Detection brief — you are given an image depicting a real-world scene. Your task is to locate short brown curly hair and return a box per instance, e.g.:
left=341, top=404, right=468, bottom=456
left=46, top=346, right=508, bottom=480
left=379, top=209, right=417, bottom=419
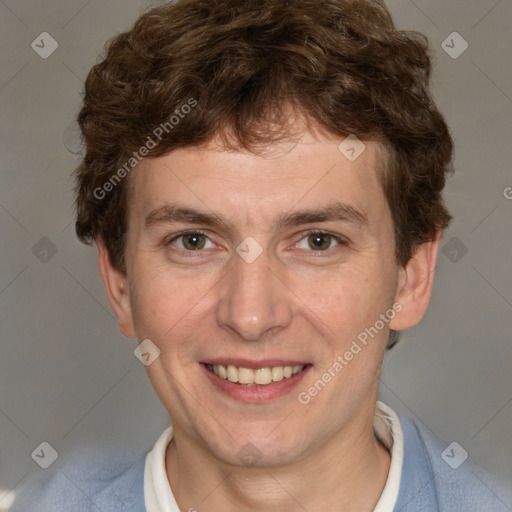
left=74, top=0, right=453, bottom=278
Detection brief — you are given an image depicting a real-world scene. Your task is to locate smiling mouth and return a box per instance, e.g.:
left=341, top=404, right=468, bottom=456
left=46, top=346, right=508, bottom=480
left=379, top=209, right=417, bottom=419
left=204, top=363, right=308, bottom=386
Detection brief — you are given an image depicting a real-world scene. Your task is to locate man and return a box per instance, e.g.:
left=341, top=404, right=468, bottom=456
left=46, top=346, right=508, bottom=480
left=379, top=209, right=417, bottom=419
left=14, top=0, right=512, bottom=510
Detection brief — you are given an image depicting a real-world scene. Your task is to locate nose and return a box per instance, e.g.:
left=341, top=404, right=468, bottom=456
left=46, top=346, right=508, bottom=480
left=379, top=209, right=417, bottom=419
left=215, top=246, right=293, bottom=342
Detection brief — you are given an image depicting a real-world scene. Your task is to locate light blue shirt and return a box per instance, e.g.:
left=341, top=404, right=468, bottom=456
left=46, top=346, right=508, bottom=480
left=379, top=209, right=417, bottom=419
left=13, top=413, right=512, bottom=511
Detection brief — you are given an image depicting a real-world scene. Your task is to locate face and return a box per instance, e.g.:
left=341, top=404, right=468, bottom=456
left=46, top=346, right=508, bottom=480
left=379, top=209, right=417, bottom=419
left=100, top=128, right=436, bottom=468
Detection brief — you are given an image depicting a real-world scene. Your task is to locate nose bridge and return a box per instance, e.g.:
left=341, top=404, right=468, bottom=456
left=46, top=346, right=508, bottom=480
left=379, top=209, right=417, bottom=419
left=216, top=246, right=292, bottom=341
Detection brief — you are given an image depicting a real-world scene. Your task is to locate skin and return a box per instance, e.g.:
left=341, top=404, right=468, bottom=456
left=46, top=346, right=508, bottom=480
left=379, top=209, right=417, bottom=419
left=98, top=126, right=440, bottom=511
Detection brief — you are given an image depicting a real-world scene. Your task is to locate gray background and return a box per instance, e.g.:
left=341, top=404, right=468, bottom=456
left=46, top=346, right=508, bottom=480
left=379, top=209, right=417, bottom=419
left=1, top=0, right=511, bottom=509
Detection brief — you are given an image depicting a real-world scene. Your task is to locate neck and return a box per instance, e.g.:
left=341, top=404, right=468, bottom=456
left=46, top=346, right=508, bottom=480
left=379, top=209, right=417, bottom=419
left=165, top=404, right=392, bottom=512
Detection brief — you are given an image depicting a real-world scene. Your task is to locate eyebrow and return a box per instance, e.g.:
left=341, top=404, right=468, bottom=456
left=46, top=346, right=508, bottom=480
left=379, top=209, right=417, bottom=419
left=144, top=202, right=369, bottom=231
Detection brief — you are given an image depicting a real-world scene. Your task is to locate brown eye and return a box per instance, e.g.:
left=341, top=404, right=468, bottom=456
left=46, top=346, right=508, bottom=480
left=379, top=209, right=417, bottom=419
left=182, top=233, right=206, bottom=250
left=295, top=231, right=345, bottom=252
left=168, top=232, right=213, bottom=251
left=307, top=233, right=334, bottom=250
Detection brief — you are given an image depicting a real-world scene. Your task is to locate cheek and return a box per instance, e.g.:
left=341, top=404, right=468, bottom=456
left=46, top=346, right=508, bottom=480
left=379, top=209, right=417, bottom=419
left=129, top=262, right=212, bottom=341
left=290, top=259, right=393, bottom=338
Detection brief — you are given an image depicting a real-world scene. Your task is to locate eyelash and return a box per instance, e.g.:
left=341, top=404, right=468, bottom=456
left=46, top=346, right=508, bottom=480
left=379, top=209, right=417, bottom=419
left=165, top=229, right=348, bottom=256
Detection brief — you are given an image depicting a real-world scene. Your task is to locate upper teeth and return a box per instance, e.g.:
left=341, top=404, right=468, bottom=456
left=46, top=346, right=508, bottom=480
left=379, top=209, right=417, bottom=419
left=207, top=364, right=304, bottom=385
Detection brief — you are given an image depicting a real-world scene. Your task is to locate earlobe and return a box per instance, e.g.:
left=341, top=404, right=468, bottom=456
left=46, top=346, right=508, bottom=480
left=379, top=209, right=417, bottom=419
left=389, top=232, right=441, bottom=332
left=97, top=241, right=137, bottom=338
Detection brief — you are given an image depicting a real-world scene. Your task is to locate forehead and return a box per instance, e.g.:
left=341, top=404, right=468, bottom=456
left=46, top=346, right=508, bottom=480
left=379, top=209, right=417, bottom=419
left=128, top=131, right=389, bottom=233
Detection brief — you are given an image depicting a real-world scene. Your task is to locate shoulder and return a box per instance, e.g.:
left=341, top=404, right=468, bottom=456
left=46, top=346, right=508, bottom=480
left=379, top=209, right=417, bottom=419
left=395, top=414, right=512, bottom=512
left=12, top=447, right=147, bottom=512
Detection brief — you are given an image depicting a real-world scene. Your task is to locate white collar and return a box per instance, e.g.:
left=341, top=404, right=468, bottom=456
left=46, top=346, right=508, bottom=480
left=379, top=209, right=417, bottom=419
left=144, top=401, right=403, bottom=512
left=372, top=401, right=404, bottom=511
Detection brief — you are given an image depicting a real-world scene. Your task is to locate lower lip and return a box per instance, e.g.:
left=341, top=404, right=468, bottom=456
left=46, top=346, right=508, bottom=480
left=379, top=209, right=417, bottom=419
left=201, top=364, right=312, bottom=403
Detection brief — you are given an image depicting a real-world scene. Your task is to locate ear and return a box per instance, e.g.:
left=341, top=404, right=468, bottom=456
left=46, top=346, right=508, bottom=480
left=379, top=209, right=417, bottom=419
left=389, top=232, right=441, bottom=332
left=97, top=240, right=137, bottom=338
